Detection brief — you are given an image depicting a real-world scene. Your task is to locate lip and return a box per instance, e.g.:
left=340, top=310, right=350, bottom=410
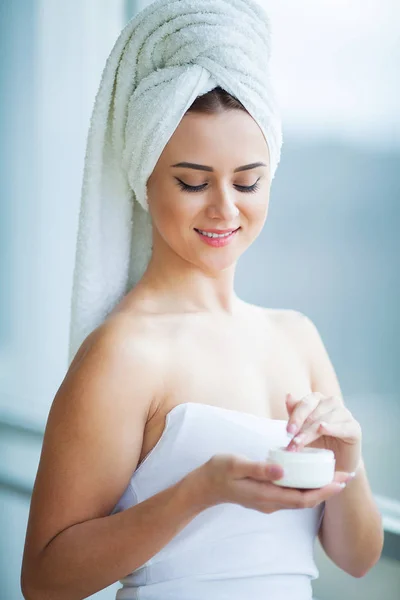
left=195, top=227, right=240, bottom=247
left=195, top=227, right=240, bottom=234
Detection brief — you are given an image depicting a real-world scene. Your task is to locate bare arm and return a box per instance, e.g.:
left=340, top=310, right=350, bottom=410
left=286, top=310, right=384, bottom=577
left=317, top=459, right=383, bottom=577
left=23, top=472, right=206, bottom=600
left=21, top=318, right=209, bottom=600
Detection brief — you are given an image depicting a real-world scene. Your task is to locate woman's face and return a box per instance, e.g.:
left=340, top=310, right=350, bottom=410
left=146, top=108, right=271, bottom=274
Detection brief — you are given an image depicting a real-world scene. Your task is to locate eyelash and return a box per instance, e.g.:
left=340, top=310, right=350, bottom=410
left=176, top=179, right=261, bottom=194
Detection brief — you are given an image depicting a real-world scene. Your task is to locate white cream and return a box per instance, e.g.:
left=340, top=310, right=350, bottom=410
left=267, top=446, right=335, bottom=489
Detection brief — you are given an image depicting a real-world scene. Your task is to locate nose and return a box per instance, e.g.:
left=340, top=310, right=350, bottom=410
left=206, top=185, right=240, bottom=221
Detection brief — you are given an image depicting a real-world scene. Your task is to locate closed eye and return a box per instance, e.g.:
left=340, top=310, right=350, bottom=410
left=175, top=178, right=261, bottom=194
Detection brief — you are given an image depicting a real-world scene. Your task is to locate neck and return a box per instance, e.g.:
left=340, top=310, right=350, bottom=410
left=135, top=244, right=243, bottom=316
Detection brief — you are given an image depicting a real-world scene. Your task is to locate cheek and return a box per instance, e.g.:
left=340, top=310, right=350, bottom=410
left=243, top=196, right=269, bottom=227
left=147, top=180, right=176, bottom=227
left=149, top=195, right=196, bottom=240
left=261, top=201, right=270, bottom=222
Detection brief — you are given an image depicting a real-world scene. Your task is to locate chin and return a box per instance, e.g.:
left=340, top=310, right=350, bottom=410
left=196, top=255, right=240, bottom=274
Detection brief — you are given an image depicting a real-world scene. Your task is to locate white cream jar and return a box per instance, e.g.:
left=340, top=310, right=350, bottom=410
left=267, top=446, right=336, bottom=489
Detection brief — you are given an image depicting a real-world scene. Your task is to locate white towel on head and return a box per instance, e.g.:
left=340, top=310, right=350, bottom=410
left=68, top=0, right=283, bottom=366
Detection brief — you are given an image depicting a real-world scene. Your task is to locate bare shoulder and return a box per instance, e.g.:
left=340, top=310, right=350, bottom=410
left=23, top=313, right=164, bottom=563
left=261, top=307, right=311, bottom=342
left=271, top=308, right=329, bottom=358
left=265, top=307, right=342, bottom=397
left=262, top=306, right=320, bottom=370
left=66, top=313, right=166, bottom=421
left=265, top=307, right=316, bottom=340
left=72, top=309, right=164, bottom=361
left=265, top=307, right=309, bottom=326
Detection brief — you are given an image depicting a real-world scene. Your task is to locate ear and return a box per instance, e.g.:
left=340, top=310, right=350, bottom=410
left=285, top=393, right=298, bottom=416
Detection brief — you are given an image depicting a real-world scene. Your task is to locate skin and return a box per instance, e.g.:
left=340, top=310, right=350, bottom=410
left=21, top=108, right=383, bottom=600
left=132, top=108, right=271, bottom=313
left=115, top=110, right=364, bottom=506
left=119, top=107, right=382, bottom=575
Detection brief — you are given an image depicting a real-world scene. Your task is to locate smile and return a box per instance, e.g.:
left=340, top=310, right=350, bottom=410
left=196, top=228, right=239, bottom=238
left=194, top=227, right=240, bottom=247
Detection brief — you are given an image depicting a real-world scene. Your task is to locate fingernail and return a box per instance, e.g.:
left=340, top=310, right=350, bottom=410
left=270, top=466, right=283, bottom=478
left=337, top=482, right=346, bottom=489
left=287, top=423, right=297, bottom=434
left=293, top=434, right=304, bottom=444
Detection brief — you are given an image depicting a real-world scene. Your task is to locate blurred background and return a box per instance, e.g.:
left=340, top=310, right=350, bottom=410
left=0, top=0, right=399, bottom=598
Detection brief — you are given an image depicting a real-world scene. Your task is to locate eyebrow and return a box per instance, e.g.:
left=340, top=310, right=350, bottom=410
left=170, top=161, right=267, bottom=173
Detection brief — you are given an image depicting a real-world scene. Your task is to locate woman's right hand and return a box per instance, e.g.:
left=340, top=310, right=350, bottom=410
left=191, top=453, right=354, bottom=514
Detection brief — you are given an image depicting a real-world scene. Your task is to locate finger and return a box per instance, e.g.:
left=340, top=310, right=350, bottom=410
left=262, top=483, right=320, bottom=507
left=272, top=471, right=354, bottom=508
left=285, top=393, right=299, bottom=416
left=288, top=396, right=347, bottom=447
left=302, top=469, right=354, bottom=492
left=287, top=410, right=338, bottom=450
left=301, top=396, right=343, bottom=429
left=332, top=470, right=357, bottom=484
left=265, top=481, right=344, bottom=509
left=236, top=459, right=284, bottom=482
left=286, top=393, right=322, bottom=435
left=265, top=468, right=347, bottom=497
left=299, top=470, right=357, bottom=503
left=318, top=419, right=362, bottom=443
left=286, top=408, right=334, bottom=450
left=298, top=482, right=347, bottom=505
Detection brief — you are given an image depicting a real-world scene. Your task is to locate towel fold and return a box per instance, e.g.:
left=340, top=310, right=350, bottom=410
left=68, top=0, right=282, bottom=365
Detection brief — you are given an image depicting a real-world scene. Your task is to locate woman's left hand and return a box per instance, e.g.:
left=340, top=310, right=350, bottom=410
left=285, top=392, right=362, bottom=473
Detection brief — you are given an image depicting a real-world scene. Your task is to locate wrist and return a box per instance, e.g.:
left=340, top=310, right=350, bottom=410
left=353, top=456, right=365, bottom=475
left=336, top=451, right=364, bottom=475
left=343, top=456, right=364, bottom=478
left=179, top=465, right=216, bottom=514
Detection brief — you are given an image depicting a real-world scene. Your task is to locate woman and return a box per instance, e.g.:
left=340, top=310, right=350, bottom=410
left=21, top=1, right=383, bottom=599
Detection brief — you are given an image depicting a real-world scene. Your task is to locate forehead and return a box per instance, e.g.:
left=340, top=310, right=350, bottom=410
left=160, top=110, right=270, bottom=166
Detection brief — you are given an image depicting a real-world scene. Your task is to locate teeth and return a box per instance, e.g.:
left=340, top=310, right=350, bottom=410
left=197, top=229, right=235, bottom=238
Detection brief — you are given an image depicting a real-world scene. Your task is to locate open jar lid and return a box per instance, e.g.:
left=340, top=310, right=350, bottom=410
left=268, top=446, right=335, bottom=463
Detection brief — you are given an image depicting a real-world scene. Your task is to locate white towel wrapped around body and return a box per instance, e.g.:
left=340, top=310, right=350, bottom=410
left=68, top=0, right=283, bottom=365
